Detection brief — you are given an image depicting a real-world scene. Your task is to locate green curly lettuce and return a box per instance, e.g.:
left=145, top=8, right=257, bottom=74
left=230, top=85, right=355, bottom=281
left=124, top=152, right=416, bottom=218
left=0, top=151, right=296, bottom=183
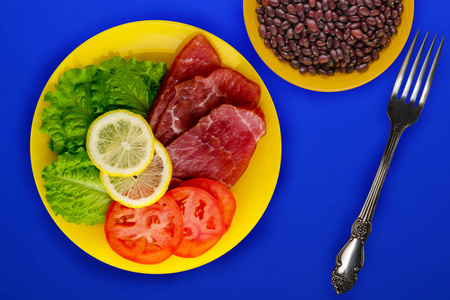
left=40, top=65, right=99, bottom=155
left=92, top=57, right=167, bottom=118
left=41, top=148, right=112, bottom=226
left=40, top=57, right=167, bottom=155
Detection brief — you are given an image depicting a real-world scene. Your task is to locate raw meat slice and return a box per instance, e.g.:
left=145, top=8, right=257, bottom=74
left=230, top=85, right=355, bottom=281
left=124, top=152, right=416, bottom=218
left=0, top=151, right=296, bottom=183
left=147, top=34, right=221, bottom=131
left=166, top=104, right=266, bottom=188
left=155, top=68, right=261, bottom=146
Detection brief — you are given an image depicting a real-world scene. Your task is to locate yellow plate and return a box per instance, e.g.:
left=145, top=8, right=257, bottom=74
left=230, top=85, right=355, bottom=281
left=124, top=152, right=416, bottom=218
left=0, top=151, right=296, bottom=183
left=243, top=0, right=414, bottom=92
left=30, top=20, right=282, bottom=274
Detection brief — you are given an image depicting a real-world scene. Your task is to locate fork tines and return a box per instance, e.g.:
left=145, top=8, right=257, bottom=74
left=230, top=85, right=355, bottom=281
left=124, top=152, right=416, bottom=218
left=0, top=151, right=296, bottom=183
left=391, top=29, right=445, bottom=109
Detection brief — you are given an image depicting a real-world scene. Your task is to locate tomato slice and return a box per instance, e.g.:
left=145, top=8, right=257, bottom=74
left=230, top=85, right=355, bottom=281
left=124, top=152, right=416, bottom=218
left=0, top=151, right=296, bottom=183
left=167, top=187, right=225, bottom=258
left=179, top=178, right=236, bottom=232
left=104, top=194, right=183, bottom=264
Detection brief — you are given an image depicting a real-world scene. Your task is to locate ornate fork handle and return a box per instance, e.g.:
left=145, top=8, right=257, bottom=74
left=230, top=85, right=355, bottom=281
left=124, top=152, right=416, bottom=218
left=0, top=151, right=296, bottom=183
left=331, top=30, right=444, bottom=295
left=331, top=123, right=405, bottom=295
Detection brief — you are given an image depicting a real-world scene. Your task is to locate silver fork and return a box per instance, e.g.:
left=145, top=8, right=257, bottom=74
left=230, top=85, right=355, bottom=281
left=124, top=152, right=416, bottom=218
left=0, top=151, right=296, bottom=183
left=331, top=30, right=445, bottom=295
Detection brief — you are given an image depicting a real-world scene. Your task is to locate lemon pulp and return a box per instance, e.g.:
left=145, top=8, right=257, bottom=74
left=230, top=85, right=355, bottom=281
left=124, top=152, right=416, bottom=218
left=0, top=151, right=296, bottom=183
left=86, top=110, right=154, bottom=177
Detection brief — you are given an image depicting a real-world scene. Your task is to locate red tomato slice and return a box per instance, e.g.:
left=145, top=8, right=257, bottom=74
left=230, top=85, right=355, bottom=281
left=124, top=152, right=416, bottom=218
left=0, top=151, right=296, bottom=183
left=167, top=187, right=225, bottom=258
left=104, top=194, right=183, bottom=264
left=179, top=178, right=236, bottom=232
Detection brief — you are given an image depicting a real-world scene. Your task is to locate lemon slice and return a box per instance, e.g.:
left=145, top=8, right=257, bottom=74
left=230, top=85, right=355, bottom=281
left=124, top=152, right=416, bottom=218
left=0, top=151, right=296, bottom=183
left=100, top=140, right=172, bottom=208
left=86, top=109, right=155, bottom=177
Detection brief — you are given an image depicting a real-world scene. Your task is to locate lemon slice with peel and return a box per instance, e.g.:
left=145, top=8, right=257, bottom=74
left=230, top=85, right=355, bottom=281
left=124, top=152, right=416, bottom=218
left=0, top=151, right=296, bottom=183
left=86, top=109, right=154, bottom=177
left=100, top=140, right=172, bottom=208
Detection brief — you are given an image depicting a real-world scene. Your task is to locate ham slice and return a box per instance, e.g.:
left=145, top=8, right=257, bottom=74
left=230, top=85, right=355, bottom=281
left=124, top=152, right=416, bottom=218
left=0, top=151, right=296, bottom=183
left=155, top=68, right=261, bottom=146
left=166, top=104, right=266, bottom=188
left=147, top=34, right=221, bottom=131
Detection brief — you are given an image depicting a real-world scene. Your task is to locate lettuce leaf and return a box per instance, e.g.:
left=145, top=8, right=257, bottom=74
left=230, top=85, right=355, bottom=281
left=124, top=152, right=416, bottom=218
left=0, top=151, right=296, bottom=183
left=40, top=65, right=99, bottom=155
left=40, top=57, right=167, bottom=155
left=92, top=57, right=167, bottom=118
left=41, top=148, right=112, bottom=226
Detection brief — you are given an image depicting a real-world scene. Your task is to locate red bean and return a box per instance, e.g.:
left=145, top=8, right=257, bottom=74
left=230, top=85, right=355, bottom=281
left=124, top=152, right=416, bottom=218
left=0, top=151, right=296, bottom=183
left=306, top=19, right=319, bottom=32
left=318, top=67, right=328, bottom=75
left=346, top=67, right=355, bottom=74
left=314, top=10, right=324, bottom=21
left=372, top=49, right=380, bottom=60
left=293, top=22, right=305, bottom=33
left=301, top=57, right=313, bottom=66
left=296, top=3, right=305, bottom=15
left=351, top=29, right=364, bottom=39
left=355, top=48, right=364, bottom=57
left=273, top=17, right=282, bottom=26
left=365, top=17, right=377, bottom=26
left=334, top=37, right=341, bottom=49
left=280, top=20, right=291, bottom=30
left=384, top=6, right=391, bottom=18
left=308, top=65, right=318, bottom=75
left=362, top=34, right=370, bottom=43
left=370, top=9, right=380, bottom=16
left=359, top=6, right=370, bottom=17
left=356, top=63, right=369, bottom=72
left=287, top=4, right=296, bottom=14
left=348, top=5, right=359, bottom=15
left=338, top=0, right=348, bottom=10
left=258, top=24, right=267, bottom=37
left=398, top=3, right=404, bottom=15
left=269, top=24, right=277, bottom=36
left=361, top=55, right=372, bottom=62
left=268, top=0, right=280, bottom=7
left=350, top=22, right=361, bottom=29
left=299, top=65, right=308, bottom=74
left=324, top=10, right=333, bottom=21
left=286, top=27, right=295, bottom=39
left=300, top=38, right=311, bottom=47
left=341, top=42, right=350, bottom=53
left=316, top=40, right=326, bottom=47
left=364, top=0, right=374, bottom=8
left=289, top=59, right=301, bottom=69
left=275, top=8, right=286, bottom=18
left=287, top=14, right=299, bottom=23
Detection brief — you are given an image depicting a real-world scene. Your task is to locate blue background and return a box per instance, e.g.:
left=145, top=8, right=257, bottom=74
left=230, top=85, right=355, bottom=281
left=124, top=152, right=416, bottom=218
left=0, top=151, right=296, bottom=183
left=1, top=0, right=449, bottom=299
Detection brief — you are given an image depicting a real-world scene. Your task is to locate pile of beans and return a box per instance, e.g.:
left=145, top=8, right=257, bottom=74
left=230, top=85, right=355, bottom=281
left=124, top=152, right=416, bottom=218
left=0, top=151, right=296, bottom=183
left=256, top=0, right=404, bottom=76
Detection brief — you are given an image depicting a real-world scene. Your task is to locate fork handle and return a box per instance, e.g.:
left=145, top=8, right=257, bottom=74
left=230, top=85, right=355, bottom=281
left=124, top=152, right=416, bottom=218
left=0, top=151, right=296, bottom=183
left=331, top=122, right=405, bottom=294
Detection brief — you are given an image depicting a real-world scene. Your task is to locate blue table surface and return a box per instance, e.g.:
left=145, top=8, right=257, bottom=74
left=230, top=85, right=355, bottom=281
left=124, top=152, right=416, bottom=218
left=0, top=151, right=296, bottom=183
left=2, top=0, right=449, bottom=299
